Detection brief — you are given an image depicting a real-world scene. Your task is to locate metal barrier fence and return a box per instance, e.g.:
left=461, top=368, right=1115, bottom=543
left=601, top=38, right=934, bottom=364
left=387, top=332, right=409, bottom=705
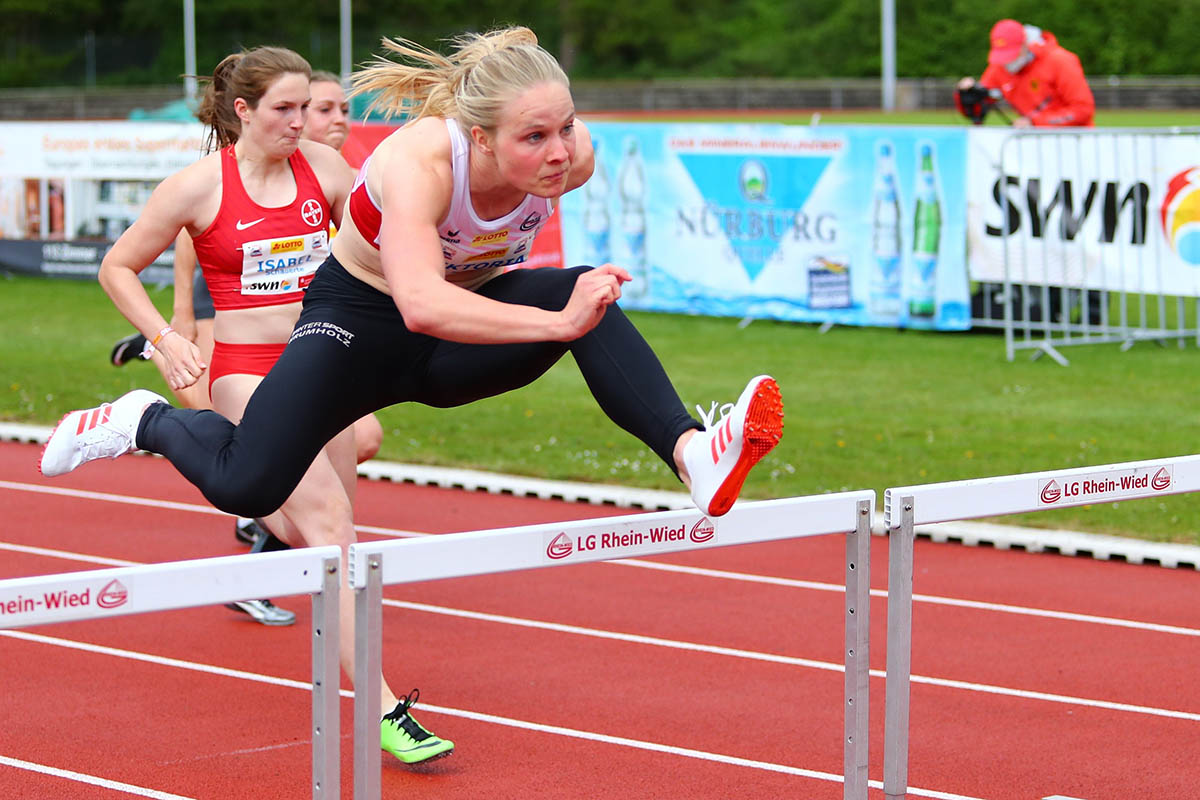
left=0, top=546, right=344, bottom=799
left=971, top=128, right=1200, bottom=365
left=880, top=454, right=1200, bottom=798
left=347, top=493, right=875, bottom=800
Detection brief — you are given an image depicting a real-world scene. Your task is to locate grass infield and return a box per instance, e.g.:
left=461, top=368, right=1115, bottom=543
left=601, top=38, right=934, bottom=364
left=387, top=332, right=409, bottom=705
left=2, top=273, right=1198, bottom=545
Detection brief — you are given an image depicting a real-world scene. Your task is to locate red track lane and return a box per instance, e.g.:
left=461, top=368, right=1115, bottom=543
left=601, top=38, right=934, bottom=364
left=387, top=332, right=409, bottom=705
left=1, top=440, right=1199, bottom=799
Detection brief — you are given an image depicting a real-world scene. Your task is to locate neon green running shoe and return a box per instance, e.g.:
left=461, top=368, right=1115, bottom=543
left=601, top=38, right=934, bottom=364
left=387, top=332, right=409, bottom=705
left=380, top=689, right=454, bottom=764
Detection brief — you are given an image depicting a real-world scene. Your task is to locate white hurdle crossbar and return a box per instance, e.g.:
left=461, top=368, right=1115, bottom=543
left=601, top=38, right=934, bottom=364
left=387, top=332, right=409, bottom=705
left=347, top=492, right=875, bottom=800
left=0, top=546, right=343, bottom=799
left=880, top=453, right=1200, bottom=799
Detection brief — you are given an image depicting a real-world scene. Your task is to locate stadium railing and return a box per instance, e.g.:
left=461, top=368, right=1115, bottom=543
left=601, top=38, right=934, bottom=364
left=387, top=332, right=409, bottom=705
left=974, top=128, right=1200, bottom=365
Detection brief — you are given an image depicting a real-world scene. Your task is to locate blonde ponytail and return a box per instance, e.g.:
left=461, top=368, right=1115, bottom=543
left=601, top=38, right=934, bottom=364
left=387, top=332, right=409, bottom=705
left=351, top=26, right=568, bottom=132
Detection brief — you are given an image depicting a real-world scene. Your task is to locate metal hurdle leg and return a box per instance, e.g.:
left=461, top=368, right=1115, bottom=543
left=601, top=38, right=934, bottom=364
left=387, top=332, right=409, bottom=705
left=883, top=497, right=915, bottom=799
left=353, top=553, right=383, bottom=800
left=312, top=555, right=341, bottom=800
left=843, top=499, right=872, bottom=800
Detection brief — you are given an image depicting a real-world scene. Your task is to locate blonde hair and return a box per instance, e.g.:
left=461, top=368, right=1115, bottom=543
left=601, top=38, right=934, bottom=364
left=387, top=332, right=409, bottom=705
left=196, top=47, right=312, bottom=151
left=351, top=26, right=569, bottom=132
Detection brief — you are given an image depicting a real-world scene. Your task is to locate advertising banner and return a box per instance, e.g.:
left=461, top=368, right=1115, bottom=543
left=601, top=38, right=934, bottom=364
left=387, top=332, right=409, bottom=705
left=558, top=122, right=971, bottom=330
left=966, top=127, right=1200, bottom=297
left=0, top=238, right=176, bottom=283
left=0, top=121, right=205, bottom=179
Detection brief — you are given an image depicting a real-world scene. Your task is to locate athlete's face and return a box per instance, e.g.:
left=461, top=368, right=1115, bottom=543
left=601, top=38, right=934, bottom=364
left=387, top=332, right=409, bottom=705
left=486, top=82, right=577, bottom=198
left=240, top=71, right=310, bottom=158
left=303, top=80, right=349, bottom=152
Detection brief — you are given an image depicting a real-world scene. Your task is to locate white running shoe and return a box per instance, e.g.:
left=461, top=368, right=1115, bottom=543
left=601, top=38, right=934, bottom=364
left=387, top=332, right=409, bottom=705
left=682, top=375, right=784, bottom=517
left=39, top=389, right=168, bottom=477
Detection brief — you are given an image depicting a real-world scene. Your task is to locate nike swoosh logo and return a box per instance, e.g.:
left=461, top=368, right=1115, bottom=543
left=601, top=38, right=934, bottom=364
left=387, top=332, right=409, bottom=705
left=236, top=218, right=265, bottom=230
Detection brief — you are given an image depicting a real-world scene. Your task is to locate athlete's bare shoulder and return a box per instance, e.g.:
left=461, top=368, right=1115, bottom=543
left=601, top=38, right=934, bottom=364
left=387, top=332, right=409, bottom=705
left=368, top=116, right=454, bottom=209
left=296, top=138, right=354, bottom=191
left=372, top=116, right=452, bottom=172
left=153, top=150, right=223, bottom=222
left=296, top=138, right=344, bottom=170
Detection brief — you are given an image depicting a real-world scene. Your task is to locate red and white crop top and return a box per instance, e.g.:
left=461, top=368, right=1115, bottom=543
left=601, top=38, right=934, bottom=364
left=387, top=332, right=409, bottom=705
left=192, top=145, right=331, bottom=309
left=347, top=118, right=553, bottom=290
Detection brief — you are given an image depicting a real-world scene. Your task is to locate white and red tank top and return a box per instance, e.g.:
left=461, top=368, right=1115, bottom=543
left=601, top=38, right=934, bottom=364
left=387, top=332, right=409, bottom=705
left=192, top=145, right=331, bottom=309
left=347, top=118, right=553, bottom=289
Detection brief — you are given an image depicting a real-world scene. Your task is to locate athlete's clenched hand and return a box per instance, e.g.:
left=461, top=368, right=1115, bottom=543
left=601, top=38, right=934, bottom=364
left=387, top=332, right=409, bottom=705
left=557, top=264, right=631, bottom=340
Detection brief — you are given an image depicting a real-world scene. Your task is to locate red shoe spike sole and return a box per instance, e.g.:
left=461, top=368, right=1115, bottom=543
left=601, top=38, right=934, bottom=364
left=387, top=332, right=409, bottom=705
left=708, top=377, right=785, bottom=516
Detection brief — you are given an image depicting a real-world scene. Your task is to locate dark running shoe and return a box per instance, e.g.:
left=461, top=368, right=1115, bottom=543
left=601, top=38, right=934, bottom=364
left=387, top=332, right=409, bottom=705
left=380, top=689, right=455, bottom=764
left=235, top=517, right=292, bottom=552
left=225, top=598, right=296, bottom=626
left=234, top=517, right=258, bottom=545
left=110, top=332, right=147, bottom=366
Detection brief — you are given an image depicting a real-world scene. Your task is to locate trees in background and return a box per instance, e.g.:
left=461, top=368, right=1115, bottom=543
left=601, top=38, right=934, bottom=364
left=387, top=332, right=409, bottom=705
left=3, top=0, right=1199, bottom=88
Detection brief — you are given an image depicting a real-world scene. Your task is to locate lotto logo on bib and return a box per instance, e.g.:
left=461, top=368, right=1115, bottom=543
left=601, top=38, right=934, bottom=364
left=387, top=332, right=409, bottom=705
left=542, top=516, right=718, bottom=562
left=1038, top=465, right=1173, bottom=506
left=471, top=230, right=509, bottom=246
left=271, top=237, right=305, bottom=255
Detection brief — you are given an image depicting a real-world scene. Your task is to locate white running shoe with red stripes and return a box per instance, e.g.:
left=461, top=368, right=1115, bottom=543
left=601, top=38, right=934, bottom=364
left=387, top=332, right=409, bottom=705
left=682, top=375, right=784, bottom=517
left=39, top=389, right=168, bottom=477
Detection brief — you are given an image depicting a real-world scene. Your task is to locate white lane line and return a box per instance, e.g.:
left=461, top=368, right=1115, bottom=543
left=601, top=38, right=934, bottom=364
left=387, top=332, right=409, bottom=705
left=612, top=558, right=1200, bottom=638
left=0, top=629, right=978, bottom=800
left=3, top=482, right=1197, bottom=638
left=387, top=599, right=1200, bottom=722
left=415, top=702, right=986, bottom=800
left=0, top=480, right=227, bottom=516
left=0, top=754, right=197, bottom=800
left=0, top=479, right=427, bottom=537
left=0, top=540, right=138, bottom=567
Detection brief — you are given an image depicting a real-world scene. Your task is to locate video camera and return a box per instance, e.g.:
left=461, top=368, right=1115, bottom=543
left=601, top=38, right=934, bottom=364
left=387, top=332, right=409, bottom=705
left=957, top=84, right=1005, bottom=125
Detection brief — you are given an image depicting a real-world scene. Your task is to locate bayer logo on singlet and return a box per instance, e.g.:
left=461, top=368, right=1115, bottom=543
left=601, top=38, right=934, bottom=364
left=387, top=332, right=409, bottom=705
left=301, top=199, right=324, bottom=227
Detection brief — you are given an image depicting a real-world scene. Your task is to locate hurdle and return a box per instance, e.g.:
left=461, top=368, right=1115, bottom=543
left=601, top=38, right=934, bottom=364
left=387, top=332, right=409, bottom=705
left=880, top=454, right=1200, bottom=799
left=0, top=546, right=343, bottom=799
left=347, top=492, right=875, bottom=800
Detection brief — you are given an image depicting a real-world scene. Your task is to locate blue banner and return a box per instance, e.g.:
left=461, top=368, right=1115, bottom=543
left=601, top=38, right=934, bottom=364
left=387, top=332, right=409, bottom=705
left=560, top=122, right=970, bottom=330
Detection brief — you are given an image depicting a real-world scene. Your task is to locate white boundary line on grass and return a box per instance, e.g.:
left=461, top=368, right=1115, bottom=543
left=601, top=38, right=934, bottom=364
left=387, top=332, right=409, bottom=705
left=3, top=421, right=1199, bottom=569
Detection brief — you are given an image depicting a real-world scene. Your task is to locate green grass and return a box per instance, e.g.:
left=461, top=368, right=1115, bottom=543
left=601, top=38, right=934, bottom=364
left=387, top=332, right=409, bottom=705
left=3, top=273, right=1199, bottom=545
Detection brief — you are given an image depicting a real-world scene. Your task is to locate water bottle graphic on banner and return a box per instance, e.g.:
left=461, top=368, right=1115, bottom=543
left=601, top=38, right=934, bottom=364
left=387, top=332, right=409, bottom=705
left=583, top=139, right=611, bottom=266
left=908, top=142, right=941, bottom=319
left=618, top=137, right=648, bottom=296
left=870, top=141, right=902, bottom=318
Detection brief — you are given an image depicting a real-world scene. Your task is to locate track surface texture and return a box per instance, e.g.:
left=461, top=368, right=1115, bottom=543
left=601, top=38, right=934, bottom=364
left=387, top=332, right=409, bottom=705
left=1, top=440, right=1197, bottom=799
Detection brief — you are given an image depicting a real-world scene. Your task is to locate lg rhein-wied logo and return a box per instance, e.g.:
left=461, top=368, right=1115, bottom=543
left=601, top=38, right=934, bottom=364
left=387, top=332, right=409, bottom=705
left=546, top=517, right=716, bottom=560
left=0, top=578, right=128, bottom=618
left=1039, top=467, right=1172, bottom=505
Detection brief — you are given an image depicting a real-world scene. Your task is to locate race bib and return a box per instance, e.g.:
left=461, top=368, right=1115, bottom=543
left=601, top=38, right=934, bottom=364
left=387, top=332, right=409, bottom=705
left=239, top=230, right=329, bottom=296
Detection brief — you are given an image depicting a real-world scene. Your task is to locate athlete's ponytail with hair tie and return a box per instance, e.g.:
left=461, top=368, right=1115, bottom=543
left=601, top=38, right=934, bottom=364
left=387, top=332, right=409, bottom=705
left=197, top=53, right=244, bottom=152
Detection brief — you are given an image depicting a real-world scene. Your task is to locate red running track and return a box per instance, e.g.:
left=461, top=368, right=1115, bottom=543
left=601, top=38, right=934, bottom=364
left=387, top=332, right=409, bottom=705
left=0, top=440, right=1198, bottom=799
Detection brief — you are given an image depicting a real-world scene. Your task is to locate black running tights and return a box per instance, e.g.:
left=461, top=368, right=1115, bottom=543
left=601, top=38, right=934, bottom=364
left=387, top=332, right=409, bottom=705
left=138, top=257, right=700, bottom=518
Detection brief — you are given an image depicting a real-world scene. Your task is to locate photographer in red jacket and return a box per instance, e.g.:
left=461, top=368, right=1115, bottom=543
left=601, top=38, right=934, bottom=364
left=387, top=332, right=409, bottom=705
left=956, top=19, right=1095, bottom=127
